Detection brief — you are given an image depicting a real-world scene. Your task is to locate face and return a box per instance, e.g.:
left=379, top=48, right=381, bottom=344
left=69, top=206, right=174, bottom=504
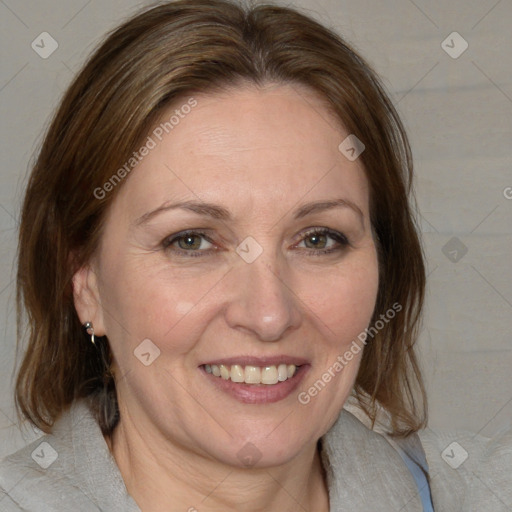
left=74, top=83, right=379, bottom=468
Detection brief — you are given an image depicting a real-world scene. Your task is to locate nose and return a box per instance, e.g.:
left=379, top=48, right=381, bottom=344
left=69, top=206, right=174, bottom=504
left=223, top=256, right=302, bottom=342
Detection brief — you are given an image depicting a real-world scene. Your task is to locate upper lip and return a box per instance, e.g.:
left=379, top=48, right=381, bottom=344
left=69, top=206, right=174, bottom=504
left=201, top=355, right=310, bottom=367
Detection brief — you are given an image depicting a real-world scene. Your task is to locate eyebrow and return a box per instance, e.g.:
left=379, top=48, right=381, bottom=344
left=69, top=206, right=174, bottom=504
left=134, top=198, right=364, bottom=226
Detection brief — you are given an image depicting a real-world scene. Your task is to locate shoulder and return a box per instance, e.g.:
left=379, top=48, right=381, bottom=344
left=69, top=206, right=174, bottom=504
left=0, top=401, right=138, bottom=512
left=419, top=425, right=512, bottom=511
left=0, top=413, right=87, bottom=511
left=339, top=397, right=512, bottom=511
left=0, top=432, right=73, bottom=511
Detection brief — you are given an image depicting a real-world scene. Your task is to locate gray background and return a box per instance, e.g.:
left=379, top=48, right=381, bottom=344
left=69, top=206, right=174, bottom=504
left=1, top=0, right=511, bottom=459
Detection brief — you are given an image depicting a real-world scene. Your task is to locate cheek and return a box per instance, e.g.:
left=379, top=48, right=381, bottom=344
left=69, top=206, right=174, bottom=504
left=174, top=301, right=196, bottom=316
left=98, top=254, right=223, bottom=351
left=299, top=255, right=379, bottom=343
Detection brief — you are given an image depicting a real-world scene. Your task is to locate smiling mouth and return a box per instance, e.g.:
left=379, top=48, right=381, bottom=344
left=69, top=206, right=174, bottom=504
left=202, top=363, right=299, bottom=385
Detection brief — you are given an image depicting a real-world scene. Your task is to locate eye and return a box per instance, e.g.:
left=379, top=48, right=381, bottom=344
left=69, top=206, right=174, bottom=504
left=162, top=230, right=215, bottom=256
left=161, top=227, right=349, bottom=258
left=296, top=227, right=349, bottom=255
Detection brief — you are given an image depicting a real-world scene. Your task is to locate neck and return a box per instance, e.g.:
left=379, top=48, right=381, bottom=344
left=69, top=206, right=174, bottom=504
left=107, top=409, right=329, bottom=512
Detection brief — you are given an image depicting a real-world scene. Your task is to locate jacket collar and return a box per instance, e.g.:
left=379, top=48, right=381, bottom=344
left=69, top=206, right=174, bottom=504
left=321, top=407, right=424, bottom=510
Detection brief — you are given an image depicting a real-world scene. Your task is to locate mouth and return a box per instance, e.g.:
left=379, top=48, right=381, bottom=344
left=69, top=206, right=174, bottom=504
left=203, top=363, right=299, bottom=385
left=199, top=357, right=309, bottom=404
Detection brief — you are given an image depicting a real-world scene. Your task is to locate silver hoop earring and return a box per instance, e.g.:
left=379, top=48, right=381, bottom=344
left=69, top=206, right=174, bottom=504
left=83, top=321, right=95, bottom=346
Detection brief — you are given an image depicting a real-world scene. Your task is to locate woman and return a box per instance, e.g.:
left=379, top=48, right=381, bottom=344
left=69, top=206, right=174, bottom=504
left=1, top=1, right=510, bottom=511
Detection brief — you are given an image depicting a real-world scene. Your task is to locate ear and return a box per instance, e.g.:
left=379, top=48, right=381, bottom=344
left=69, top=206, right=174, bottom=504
left=72, top=263, right=106, bottom=336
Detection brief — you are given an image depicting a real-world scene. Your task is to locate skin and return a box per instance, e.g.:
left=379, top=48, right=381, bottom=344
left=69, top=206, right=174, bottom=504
left=73, top=83, right=379, bottom=512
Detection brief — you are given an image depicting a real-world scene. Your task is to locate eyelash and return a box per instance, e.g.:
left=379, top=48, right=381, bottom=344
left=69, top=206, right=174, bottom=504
left=161, top=228, right=349, bottom=258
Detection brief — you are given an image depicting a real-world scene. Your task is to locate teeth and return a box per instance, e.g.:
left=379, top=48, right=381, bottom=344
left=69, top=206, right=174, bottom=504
left=261, top=366, right=278, bottom=385
left=244, top=365, right=261, bottom=384
left=205, top=364, right=298, bottom=385
left=231, top=364, right=244, bottom=383
left=219, top=364, right=230, bottom=380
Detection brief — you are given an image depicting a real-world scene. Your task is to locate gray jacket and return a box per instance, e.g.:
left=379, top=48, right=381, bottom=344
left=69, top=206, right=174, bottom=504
left=1, top=400, right=510, bottom=511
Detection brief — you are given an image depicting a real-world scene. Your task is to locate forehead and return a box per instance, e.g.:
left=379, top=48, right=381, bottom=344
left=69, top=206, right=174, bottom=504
left=112, top=84, right=370, bottom=221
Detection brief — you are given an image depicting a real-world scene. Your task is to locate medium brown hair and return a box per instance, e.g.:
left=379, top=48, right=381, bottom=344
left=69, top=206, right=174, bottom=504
left=16, top=0, right=426, bottom=437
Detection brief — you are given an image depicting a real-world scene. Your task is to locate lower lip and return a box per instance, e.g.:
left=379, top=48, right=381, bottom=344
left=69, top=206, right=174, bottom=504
left=201, top=365, right=309, bottom=404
